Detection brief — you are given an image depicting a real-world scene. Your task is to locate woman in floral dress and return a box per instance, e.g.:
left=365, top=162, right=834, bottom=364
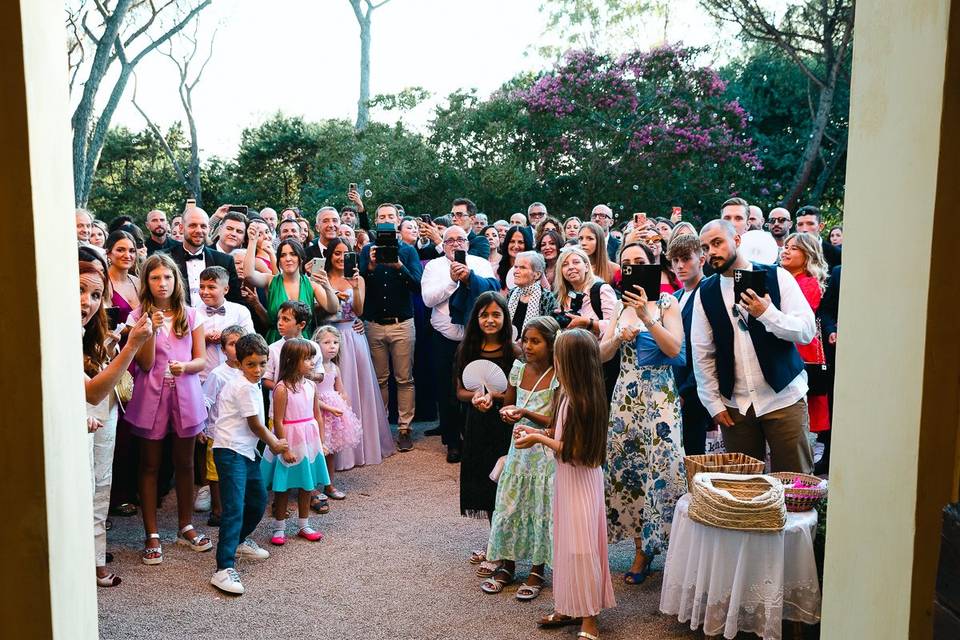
left=599, top=242, right=687, bottom=585
left=482, top=317, right=560, bottom=600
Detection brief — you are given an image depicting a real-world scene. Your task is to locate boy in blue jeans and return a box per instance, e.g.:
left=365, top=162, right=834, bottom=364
left=210, top=333, right=288, bottom=595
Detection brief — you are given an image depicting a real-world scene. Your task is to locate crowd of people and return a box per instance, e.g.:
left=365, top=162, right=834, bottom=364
left=77, top=192, right=842, bottom=639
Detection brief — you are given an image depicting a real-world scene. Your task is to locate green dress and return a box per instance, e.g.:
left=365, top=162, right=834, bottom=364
left=485, top=360, right=558, bottom=566
left=265, top=274, right=316, bottom=343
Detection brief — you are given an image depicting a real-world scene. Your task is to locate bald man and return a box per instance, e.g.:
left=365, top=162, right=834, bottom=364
left=590, top=204, right=620, bottom=261
left=747, top=205, right=764, bottom=231
left=168, top=207, right=242, bottom=307
left=144, top=209, right=178, bottom=255
left=766, top=207, right=793, bottom=247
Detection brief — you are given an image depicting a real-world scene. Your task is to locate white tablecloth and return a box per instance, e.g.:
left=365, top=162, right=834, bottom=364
left=659, top=493, right=821, bottom=639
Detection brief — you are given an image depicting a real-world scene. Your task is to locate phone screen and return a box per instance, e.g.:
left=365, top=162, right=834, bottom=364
left=454, top=249, right=467, bottom=265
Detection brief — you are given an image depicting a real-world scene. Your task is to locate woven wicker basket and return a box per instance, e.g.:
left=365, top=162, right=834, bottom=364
left=684, top=452, right=765, bottom=488
left=688, top=473, right=786, bottom=532
left=770, top=472, right=827, bottom=512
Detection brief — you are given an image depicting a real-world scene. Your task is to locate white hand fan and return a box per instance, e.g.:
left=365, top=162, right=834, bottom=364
left=462, top=359, right=508, bottom=393
left=739, top=230, right=779, bottom=265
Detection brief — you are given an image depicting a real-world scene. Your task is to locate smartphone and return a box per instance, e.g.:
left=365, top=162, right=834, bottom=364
left=569, top=291, right=585, bottom=314
left=734, top=269, right=767, bottom=302
left=453, top=249, right=467, bottom=265
left=420, top=214, right=433, bottom=223
left=185, top=198, right=197, bottom=207
left=348, top=183, right=357, bottom=193
left=620, top=263, right=661, bottom=301
left=105, top=307, right=122, bottom=330
left=311, top=257, right=327, bottom=276
left=375, top=223, right=399, bottom=263
left=343, top=252, right=358, bottom=276
left=634, top=212, right=647, bottom=228
left=672, top=206, right=682, bottom=217
left=228, top=205, right=248, bottom=215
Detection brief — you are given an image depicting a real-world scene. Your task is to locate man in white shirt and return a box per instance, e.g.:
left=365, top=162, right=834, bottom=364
left=691, top=220, right=816, bottom=473
left=169, top=207, right=242, bottom=308
left=197, top=266, right=255, bottom=379
left=421, top=225, right=499, bottom=463
left=214, top=211, right=248, bottom=255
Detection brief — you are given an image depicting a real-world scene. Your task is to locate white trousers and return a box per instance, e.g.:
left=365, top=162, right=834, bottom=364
left=89, top=406, right=118, bottom=567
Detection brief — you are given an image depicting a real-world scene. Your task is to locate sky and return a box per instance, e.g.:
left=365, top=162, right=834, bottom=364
left=106, top=0, right=739, bottom=159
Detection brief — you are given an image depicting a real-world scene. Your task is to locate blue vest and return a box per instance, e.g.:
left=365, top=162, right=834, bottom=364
left=699, top=264, right=804, bottom=398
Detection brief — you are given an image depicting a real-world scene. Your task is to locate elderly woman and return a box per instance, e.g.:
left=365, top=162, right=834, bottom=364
left=599, top=241, right=686, bottom=585
left=242, top=234, right=338, bottom=343
left=506, top=251, right=558, bottom=340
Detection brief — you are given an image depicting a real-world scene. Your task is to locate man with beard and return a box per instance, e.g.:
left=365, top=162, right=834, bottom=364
left=766, top=207, right=793, bottom=248
left=691, top=220, right=816, bottom=473
left=747, top=205, right=765, bottom=231
left=168, top=207, right=242, bottom=307
left=145, top=209, right=178, bottom=255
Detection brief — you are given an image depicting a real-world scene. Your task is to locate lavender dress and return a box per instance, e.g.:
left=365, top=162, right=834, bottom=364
left=124, top=307, right=206, bottom=440
left=332, top=289, right=396, bottom=470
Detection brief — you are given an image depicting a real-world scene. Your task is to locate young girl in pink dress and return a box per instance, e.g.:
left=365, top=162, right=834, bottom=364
left=515, top=328, right=615, bottom=640
left=125, top=253, right=211, bottom=565
left=313, top=326, right=362, bottom=500
left=261, top=338, right=329, bottom=545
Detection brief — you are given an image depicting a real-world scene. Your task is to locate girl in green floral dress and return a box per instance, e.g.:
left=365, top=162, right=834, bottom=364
left=482, top=317, right=561, bottom=600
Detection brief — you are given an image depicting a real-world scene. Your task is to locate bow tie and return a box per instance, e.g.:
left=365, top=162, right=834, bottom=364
left=205, top=306, right=226, bottom=316
left=184, top=252, right=204, bottom=262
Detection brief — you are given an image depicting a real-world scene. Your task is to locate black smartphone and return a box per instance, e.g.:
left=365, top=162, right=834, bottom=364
left=375, top=223, right=399, bottom=263
left=620, top=264, right=661, bottom=301
left=569, top=291, right=585, bottom=314
left=420, top=214, right=432, bottom=223
left=734, top=269, right=767, bottom=302
left=228, top=205, right=248, bottom=215
left=348, top=183, right=357, bottom=193
left=453, top=249, right=467, bottom=265
left=343, top=251, right=358, bottom=276
left=105, top=307, right=122, bottom=330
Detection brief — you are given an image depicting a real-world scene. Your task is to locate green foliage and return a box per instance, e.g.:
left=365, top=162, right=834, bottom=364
left=88, top=125, right=194, bottom=224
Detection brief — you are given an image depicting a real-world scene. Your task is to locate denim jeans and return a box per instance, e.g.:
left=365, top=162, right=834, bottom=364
left=213, top=448, right=267, bottom=570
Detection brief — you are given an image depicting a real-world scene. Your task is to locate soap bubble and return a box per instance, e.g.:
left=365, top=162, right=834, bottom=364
left=365, top=178, right=371, bottom=185
left=632, top=184, right=639, bottom=191
left=364, top=189, right=373, bottom=198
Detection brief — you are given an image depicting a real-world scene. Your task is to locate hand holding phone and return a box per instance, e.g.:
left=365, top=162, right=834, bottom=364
left=454, top=249, right=467, bottom=266
left=633, top=212, right=647, bottom=229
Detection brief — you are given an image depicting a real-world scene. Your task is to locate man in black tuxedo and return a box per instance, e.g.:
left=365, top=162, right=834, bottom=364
left=305, top=206, right=341, bottom=263
left=168, top=207, right=242, bottom=307
left=668, top=234, right=711, bottom=456
left=796, top=205, right=842, bottom=270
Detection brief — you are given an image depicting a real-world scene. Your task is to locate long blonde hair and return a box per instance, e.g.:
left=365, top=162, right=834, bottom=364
left=553, top=246, right=600, bottom=309
left=138, top=253, right=189, bottom=337
left=784, top=232, right=829, bottom=293
left=579, top=221, right=616, bottom=283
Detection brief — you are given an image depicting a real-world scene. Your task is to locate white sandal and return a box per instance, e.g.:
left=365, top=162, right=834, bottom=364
left=176, top=524, right=212, bottom=552
left=515, top=572, right=545, bottom=600
left=142, top=532, right=163, bottom=565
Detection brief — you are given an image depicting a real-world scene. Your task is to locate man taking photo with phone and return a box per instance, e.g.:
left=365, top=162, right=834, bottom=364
left=359, top=203, right=424, bottom=452
left=690, top=220, right=816, bottom=473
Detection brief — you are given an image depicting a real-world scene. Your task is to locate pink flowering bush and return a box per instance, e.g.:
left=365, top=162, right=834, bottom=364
left=514, top=46, right=762, bottom=222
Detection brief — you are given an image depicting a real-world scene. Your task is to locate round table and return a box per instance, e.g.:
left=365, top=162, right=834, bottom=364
left=659, top=493, right=821, bottom=639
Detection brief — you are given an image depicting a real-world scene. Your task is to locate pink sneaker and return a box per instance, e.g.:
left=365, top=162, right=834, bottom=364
left=297, top=526, right=324, bottom=542
left=270, top=530, right=286, bottom=546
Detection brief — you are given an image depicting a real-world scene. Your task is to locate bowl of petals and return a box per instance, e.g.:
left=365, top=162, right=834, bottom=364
left=771, top=472, right=827, bottom=512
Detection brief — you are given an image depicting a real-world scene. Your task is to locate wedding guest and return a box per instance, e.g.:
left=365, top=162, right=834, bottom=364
left=360, top=203, right=424, bottom=452
left=691, top=220, right=816, bottom=473
left=600, top=242, right=686, bottom=584
left=589, top=204, right=620, bottom=262
left=422, top=226, right=500, bottom=463
left=779, top=233, right=831, bottom=435
left=506, top=251, right=557, bottom=339
left=796, top=205, right=842, bottom=270
left=537, top=230, right=563, bottom=285
left=168, top=207, right=242, bottom=308
left=90, top=220, right=108, bottom=248
left=482, top=225, right=502, bottom=273
left=828, top=225, right=843, bottom=247
left=145, top=209, right=178, bottom=255
left=497, top=225, right=531, bottom=291
left=562, top=216, right=582, bottom=241
left=766, top=207, right=793, bottom=249
left=526, top=202, right=548, bottom=229
left=578, top=222, right=618, bottom=285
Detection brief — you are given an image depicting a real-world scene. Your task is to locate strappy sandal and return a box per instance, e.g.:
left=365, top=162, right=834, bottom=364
left=515, top=572, right=545, bottom=601
left=538, top=612, right=581, bottom=628
left=141, top=533, right=163, bottom=565
left=476, top=560, right=499, bottom=578
left=577, top=632, right=599, bottom=640
left=97, top=573, right=121, bottom=587
left=468, top=549, right=486, bottom=564
left=176, top=525, right=213, bottom=552
left=480, top=567, right=514, bottom=594
left=310, top=495, right=330, bottom=514
left=624, top=559, right=654, bottom=584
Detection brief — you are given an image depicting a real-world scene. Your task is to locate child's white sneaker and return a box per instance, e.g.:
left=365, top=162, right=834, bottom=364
left=194, top=485, right=211, bottom=512
left=235, top=538, right=270, bottom=560
left=211, top=568, right=244, bottom=595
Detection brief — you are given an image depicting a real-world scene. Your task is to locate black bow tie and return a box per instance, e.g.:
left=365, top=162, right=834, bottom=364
left=184, top=252, right=204, bottom=262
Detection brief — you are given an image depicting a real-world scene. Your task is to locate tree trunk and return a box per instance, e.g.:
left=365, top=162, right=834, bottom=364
left=782, top=76, right=836, bottom=211
left=356, top=15, right=371, bottom=130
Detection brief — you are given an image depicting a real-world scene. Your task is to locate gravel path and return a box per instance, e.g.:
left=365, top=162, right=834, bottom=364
left=98, top=422, right=698, bottom=639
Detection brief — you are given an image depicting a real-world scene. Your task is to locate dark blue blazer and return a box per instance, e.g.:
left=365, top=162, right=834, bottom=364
left=673, top=283, right=702, bottom=399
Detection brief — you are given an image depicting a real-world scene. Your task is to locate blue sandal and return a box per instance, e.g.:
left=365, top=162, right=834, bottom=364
left=624, top=562, right=653, bottom=585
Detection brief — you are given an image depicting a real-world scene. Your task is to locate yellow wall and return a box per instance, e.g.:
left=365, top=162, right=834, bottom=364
left=821, top=0, right=958, bottom=637
left=0, top=0, right=98, bottom=637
